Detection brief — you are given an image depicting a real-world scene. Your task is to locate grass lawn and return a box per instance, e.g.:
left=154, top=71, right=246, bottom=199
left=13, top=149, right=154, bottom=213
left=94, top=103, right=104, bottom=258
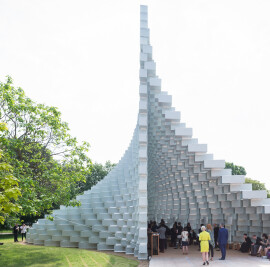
left=0, top=235, right=139, bottom=267
left=0, top=229, right=12, bottom=233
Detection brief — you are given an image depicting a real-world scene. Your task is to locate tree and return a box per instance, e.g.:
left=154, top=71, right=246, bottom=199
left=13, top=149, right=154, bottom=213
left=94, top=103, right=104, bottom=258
left=225, top=162, right=247, bottom=175
left=245, top=177, right=268, bottom=191
left=0, top=123, right=21, bottom=224
left=226, top=161, right=270, bottom=198
left=78, top=161, right=116, bottom=193
left=0, top=77, right=92, bottom=218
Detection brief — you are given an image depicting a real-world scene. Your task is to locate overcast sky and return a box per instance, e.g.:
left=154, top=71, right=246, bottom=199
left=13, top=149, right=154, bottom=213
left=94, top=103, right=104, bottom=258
left=1, top=0, right=270, bottom=188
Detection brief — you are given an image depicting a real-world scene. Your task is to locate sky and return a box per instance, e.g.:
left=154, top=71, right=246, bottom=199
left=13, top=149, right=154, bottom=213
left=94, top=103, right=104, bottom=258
left=0, top=0, right=270, bottom=188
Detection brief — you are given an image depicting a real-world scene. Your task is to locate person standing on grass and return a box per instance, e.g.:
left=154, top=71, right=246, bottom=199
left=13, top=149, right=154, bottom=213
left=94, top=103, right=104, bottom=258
left=181, top=227, right=189, bottom=255
left=13, top=223, right=19, bottom=242
left=20, top=224, right=27, bottom=241
left=199, top=225, right=210, bottom=265
left=217, top=223, right=228, bottom=260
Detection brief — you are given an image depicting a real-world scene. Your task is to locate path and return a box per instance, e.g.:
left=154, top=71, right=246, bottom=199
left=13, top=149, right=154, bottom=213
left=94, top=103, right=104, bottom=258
left=149, top=245, right=269, bottom=267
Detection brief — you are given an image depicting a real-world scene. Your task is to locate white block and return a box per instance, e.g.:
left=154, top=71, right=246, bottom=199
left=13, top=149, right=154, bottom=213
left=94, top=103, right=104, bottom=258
left=222, top=175, right=245, bottom=184
left=188, top=144, right=207, bottom=153
left=242, top=190, right=267, bottom=199
left=204, top=160, right=225, bottom=169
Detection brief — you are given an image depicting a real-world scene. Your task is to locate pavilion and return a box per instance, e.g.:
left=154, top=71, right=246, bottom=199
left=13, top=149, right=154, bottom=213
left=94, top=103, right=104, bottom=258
left=26, top=5, right=270, bottom=260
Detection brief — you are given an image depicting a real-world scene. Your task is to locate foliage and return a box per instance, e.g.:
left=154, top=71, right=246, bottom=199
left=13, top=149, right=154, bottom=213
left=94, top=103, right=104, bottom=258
left=0, top=77, right=92, bottom=218
left=245, top=178, right=267, bottom=191
left=0, top=123, right=21, bottom=224
left=78, top=161, right=116, bottom=193
left=245, top=178, right=270, bottom=198
left=226, top=161, right=270, bottom=198
left=225, top=162, right=247, bottom=175
left=0, top=235, right=139, bottom=267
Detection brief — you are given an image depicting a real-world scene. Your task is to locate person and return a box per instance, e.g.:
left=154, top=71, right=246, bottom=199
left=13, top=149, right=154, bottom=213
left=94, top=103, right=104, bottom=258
left=186, top=222, right=192, bottom=233
left=264, top=234, right=270, bottom=256
left=175, top=222, right=183, bottom=249
left=186, top=222, right=192, bottom=242
left=240, top=234, right=252, bottom=253
left=199, top=225, right=210, bottom=265
left=157, top=222, right=166, bottom=253
left=181, top=226, right=189, bottom=255
left=158, top=219, right=170, bottom=250
left=250, top=234, right=262, bottom=256
left=20, top=224, right=27, bottom=241
left=198, top=224, right=204, bottom=234
left=257, top=233, right=268, bottom=256
left=151, top=221, right=158, bottom=232
left=217, top=223, right=228, bottom=260
left=198, top=224, right=205, bottom=250
left=171, top=222, right=178, bottom=248
left=190, top=229, right=198, bottom=245
left=206, top=224, right=215, bottom=261
left=13, top=224, right=19, bottom=242
left=213, top=224, right=219, bottom=249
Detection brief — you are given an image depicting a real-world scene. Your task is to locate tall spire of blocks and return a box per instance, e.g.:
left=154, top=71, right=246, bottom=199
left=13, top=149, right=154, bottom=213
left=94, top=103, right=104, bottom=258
left=27, top=5, right=270, bottom=260
left=26, top=6, right=149, bottom=260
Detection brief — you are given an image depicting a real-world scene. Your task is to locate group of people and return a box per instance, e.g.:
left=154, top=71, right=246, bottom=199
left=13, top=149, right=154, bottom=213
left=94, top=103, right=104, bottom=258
left=198, top=223, right=228, bottom=265
left=13, top=223, right=28, bottom=242
left=148, top=220, right=228, bottom=265
left=240, top=233, right=270, bottom=258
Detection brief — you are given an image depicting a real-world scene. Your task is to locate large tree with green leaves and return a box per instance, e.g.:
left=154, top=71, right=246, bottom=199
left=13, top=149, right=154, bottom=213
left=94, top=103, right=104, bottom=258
left=0, top=123, right=21, bottom=224
left=0, top=77, right=92, bottom=218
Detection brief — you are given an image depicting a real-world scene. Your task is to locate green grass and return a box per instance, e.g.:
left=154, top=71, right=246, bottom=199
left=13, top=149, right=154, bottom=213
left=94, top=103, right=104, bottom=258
left=0, top=235, right=139, bottom=267
left=0, top=229, right=12, bottom=233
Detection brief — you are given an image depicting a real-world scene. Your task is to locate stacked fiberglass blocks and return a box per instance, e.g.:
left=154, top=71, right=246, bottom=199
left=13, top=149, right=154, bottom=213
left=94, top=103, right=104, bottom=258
left=27, top=5, right=270, bottom=259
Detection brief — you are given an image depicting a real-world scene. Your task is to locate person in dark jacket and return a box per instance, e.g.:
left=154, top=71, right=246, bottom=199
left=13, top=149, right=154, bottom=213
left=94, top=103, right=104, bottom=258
left=13, top=224, right=19, bottom=242
left=213, top=224, right=219, bottom=249
left=250, top=235, right=262, bottom=256
left=217, top=223, right=228, bottom=260
left=240, top=234, right=252, bottom=253
left=171, top=223, right=178, bottom=247
left=151, top=221, right=158, bottom=232
left=175, top=222, right=183, bottom=249
left=190, top=229, right=197, bottom=244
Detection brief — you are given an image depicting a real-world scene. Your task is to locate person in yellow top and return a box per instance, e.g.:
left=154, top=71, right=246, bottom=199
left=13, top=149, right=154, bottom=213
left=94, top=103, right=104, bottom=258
left=199, top=225, right=210, bottom=265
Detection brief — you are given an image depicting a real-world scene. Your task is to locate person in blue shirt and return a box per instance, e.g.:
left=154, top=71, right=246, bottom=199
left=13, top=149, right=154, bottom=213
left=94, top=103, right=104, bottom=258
left=217, top=223, right=228, bottom=260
